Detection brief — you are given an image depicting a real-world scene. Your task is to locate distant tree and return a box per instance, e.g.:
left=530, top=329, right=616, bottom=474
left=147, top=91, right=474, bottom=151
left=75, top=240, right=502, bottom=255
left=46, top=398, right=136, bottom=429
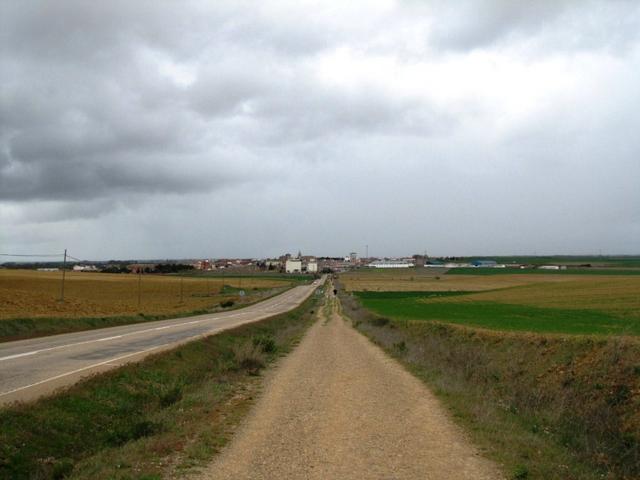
left=153, top=264, right=195, bottom=274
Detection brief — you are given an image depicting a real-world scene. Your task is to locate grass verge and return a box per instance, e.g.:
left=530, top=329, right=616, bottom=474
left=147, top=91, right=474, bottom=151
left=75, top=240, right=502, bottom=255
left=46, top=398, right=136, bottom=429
left=340, top=291, right=640, bottom=480
left=0, top=295, right=319, bottom=479
left=0, top=286, right=291, bottom=343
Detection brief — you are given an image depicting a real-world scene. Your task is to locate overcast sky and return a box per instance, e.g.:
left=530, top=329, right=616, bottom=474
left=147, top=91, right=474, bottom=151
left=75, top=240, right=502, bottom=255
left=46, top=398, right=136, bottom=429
left=1, top=1, right=639, bottom=260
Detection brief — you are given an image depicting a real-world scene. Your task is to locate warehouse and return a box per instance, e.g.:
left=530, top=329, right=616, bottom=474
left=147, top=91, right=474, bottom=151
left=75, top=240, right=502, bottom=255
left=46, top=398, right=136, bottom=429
left=368, top=260, right=413, bottom=269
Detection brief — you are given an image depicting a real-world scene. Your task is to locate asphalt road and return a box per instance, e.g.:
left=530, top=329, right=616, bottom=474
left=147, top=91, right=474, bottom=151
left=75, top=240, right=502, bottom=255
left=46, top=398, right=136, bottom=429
left=0, top=278, right=323, bottom=406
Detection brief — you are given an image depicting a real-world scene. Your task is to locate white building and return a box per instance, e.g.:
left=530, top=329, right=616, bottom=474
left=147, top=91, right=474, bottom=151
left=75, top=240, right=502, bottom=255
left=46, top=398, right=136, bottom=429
left=307, top=261, right=318, bottom=273
left=285, top=259, right=302, bottom=273
left=368, top=260, right=413, bottom=269
left=73, top=265, right=98, bottom=272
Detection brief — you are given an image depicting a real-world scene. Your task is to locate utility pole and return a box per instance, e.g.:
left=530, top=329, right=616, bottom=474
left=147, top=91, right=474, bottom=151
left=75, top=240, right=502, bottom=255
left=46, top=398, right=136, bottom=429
left=137, top=269, right=142, bottom=309
left=366, top=245, right=369, bottom=259
left=59, top=249, right=67, bottom=302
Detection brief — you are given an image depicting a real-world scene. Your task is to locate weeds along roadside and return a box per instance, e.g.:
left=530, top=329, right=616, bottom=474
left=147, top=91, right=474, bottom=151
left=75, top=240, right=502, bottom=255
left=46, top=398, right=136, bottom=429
left=337, top=288, right=639, bottom=480
left=0, top=285, right=293, bottom=343
left=0, top=294, right=321, bottom=480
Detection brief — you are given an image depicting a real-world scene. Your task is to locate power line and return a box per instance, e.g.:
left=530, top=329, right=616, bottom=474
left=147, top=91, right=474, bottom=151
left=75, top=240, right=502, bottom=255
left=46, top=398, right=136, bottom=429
left=0, top=252, right=88, bottom=262
left=0, top=253, right=64, bottom=257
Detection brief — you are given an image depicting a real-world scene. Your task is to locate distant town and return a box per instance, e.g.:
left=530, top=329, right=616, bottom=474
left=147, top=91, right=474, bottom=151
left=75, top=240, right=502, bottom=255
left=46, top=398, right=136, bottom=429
left=2, top=251, right=606, bottom=274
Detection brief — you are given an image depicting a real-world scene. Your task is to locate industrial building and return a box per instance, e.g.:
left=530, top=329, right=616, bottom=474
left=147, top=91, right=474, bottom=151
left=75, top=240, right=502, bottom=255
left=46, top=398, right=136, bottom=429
left=368, top=260, right=413, bottom=269
left=471, top=260, right=497, bottom=267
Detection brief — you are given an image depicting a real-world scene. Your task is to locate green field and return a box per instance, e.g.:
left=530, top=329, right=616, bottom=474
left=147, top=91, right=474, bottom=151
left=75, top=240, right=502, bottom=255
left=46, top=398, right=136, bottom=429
left=450, top=255, right=640, bottom=267
left=355, top=291, right=640, bottom=335
left=446, top=267, right=640, bottom=276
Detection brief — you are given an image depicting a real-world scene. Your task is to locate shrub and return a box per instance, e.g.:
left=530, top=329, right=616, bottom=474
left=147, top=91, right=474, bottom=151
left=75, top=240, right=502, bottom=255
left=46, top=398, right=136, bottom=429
left=233, top=342, right=266, bottom=375
left=512, top=465, right=529, bottom=479
left=393, top=341, right=407, bottom=353
left=221, top=300, right=235, bottom=308
left=253, top=335, right=277, bottom=354
left=52, top=458, right=74, bottom=479
left=369, top=316, right=390, bottom=327
left=159, top=385, right=183, bottom=408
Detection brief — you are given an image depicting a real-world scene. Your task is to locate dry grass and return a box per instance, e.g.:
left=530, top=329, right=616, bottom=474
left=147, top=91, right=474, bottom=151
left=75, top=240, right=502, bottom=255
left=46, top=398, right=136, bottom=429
left=427, top=277, right=640, bottom=320
left=0, top=270, right=289, bottom=319
left=340, top=268, right=615, bottom=293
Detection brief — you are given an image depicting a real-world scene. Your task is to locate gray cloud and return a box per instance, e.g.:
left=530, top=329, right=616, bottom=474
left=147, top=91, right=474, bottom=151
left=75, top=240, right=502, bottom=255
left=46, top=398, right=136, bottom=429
left=1, top=0, right=639, bottom=257
left=426, top=0, right=640, bottom=53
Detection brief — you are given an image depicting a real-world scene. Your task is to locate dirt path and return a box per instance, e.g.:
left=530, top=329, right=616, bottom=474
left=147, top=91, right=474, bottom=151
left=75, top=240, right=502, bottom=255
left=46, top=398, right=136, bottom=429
left=198, top=292, right=503, bottom=479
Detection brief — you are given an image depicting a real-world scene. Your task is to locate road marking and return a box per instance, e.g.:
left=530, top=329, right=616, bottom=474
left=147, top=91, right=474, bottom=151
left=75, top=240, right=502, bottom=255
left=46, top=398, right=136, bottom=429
left=0, top=351, right=40, bottom=362
left=0, top=345, right=162, bottom=398
left=0, top=284, right=317, bottom=365
left=96, top=335, right=123, bottom=342
left=0, top=283, right=322, bottom=401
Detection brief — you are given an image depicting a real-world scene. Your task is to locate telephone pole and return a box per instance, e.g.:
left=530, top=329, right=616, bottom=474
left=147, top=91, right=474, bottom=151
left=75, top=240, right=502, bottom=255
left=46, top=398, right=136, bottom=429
left=59, top=249, right=67, bottom=302
left=137, top=269, right=142, bottom=308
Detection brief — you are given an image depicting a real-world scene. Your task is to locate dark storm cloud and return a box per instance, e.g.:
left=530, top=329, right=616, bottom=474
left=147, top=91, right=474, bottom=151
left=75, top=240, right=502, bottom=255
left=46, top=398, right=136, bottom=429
left=1, top=0, right=454, bottom=206
left=1, top=1, right=225, bottom=203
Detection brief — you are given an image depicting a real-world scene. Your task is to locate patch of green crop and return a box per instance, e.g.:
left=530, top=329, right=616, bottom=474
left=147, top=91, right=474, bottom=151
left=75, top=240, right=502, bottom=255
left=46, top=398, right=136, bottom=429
left=446, top=268, right=640, bottom=276
left=449, top=256, right=640, bottom=268
left=355, top=292, right=640, bottom=335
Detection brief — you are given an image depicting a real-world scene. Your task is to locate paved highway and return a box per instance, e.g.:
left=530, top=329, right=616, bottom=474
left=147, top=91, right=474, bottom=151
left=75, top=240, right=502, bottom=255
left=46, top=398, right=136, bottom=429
left=0, top=278, right=323, bottom=406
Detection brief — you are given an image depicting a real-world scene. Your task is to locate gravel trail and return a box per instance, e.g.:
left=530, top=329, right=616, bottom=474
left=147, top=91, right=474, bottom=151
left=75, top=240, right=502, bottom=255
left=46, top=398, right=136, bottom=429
left=199, top=293, right=503, bottom=479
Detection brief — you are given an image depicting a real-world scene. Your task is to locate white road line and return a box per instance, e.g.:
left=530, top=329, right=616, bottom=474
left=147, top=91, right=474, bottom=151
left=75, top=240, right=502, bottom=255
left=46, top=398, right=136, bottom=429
left=96, top=335, right=123, bottom=342
left=0, top=283, right=321, bottom=399
left=0, top=310, right=247, bottom=360
left=0, top=351, right=40, bottom=362
left=0, top=345, right=162, bottom=397
left=0, top=285, right=313, bottom=364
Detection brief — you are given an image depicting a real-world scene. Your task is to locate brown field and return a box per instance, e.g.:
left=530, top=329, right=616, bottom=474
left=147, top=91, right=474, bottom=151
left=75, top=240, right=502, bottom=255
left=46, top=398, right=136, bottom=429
left=426, top=277, right=640, bottom=319
left=340, top=268, right=593, bottom=292
left=0, top=270, right=291, bottom=319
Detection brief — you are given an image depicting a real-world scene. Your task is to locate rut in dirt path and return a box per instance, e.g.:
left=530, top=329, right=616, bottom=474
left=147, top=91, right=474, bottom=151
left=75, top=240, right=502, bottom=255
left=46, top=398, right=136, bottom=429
left=198, top=293, right=503, bottom=479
